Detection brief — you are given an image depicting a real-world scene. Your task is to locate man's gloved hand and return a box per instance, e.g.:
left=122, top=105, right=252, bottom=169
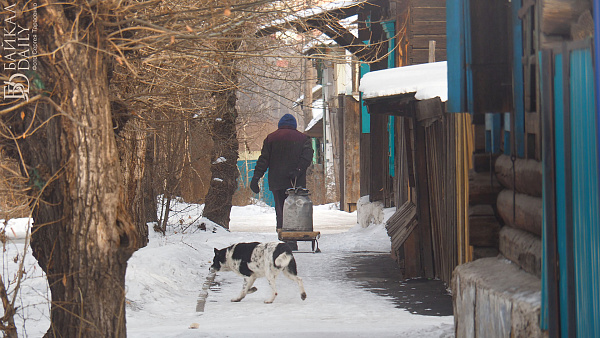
left=250, top=177, right=260, bottom=194
left=288, top=168, right=302, bottom=180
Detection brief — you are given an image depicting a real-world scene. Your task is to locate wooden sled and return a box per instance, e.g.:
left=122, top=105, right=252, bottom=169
left=277, top=229, right=321, bottom=253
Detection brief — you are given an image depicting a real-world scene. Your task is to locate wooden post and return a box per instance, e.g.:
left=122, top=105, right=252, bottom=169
left=344, top=96, right=361, bottom=211
left=429, top=40, right=436, bottom=63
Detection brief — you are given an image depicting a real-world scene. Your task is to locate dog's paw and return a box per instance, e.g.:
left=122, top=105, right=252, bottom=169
left=248, top=287, right=257, bottom=294
left=301, top=292, right=307, bottom=301
left=264, top=293, right=277, bottom=304
left=231, top=298, right=242, bottom=302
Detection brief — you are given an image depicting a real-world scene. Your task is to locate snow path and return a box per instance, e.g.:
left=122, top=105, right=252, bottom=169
left=127, top=228, right=454, bottom=338
left=126, top=203, right=453, bottom=337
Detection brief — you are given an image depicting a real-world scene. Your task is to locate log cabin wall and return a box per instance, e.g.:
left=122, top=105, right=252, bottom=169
left=448, top=0, right=597, bottom=335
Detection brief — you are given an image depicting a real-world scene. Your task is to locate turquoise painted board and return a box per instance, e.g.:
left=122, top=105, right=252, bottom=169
left=237, top=159, right=275, bottom=207
left=569, top=47, right=600, bottom=338
left=553, top=52, right=571, bottom=338
left=381, top=23, right=396, bottom=177
left=539, top=51, right=549, bottom=331
left=446, top=0, right=466, bottom=112
left=512, top=0, right=525, bottom=158
left=360, top=41, right=371, bottom=134
left=381, top=20, right=396, bottom=69
left=388, top=116, right=395, bottom=177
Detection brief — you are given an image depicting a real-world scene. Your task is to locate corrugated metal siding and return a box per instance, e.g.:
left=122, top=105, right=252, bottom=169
left=569, top=47, right=600, bottom=338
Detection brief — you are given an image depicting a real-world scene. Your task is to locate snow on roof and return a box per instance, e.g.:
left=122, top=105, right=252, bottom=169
left=292, top=94, right=305, bottom=108
left=302, top=33, right=335, bottom=53
left=305, top=98, right=324, bottom=132
left=292, top=85, right=323, bottom=108
left=264, top=1, right=364, bottom=30
left=359, top=61, right=448, bottom=102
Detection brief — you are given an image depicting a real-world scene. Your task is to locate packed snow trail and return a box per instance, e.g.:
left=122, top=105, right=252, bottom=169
left=125, top=202, right=454, bottom=337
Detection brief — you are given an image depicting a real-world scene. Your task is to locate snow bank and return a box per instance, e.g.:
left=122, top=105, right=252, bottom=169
left=356, top=195, right=385, bottom=228
left=0, top=218, right=32, bottom=239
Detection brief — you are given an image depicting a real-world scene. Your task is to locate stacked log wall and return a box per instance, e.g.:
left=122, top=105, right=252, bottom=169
left=468, top=122, right=503, bottom=259
left=494, top=154, right=543, bottom=277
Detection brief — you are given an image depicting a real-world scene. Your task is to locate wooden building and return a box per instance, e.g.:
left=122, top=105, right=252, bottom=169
left=259, top=0, right=600, bottom=335
left=448, top=0, right=600, bottom=336
left=355, top=0, right=475, bottom=287
left=360, top=62, right=472, bottom=284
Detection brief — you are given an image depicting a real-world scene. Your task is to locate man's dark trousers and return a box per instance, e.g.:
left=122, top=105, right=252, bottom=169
left=273, top=189, right=287, bottom=229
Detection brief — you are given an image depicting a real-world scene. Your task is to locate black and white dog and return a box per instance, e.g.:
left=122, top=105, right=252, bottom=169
left=210, top=242, right=307, bottom=304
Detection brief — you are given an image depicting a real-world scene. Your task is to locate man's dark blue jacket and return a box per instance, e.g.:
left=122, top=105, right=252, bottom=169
left=253, top=115, right=313, bottom=191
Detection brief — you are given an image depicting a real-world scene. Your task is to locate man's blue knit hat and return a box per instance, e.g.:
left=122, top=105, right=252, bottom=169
left=278, top=113, right=297, bottom=129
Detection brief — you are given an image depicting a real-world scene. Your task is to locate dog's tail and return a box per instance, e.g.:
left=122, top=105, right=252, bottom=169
left=273, top=243, right=293, bottom=269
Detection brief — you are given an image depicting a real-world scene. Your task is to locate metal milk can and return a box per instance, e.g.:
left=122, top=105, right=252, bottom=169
left=283, top=188, right=313, bottom=232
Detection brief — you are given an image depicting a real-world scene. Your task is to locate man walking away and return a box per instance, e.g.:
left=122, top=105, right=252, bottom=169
left=250, top=114, right=314, bottom=249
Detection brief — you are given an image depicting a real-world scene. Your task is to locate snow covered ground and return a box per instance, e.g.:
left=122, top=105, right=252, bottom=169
left=1, top=200, right=454, bottom=337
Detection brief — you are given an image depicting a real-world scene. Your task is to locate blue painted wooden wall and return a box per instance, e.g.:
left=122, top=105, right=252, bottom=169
left=569, top=46, right=600, bottom=338
left=542, top=42, right=600, bottom=337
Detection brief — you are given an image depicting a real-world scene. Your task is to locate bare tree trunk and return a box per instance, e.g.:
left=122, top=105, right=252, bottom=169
left=116, top=118, right=150, bottom=248
left=2, top=2, right=141, bottom=336
left=161, top=195, right=172, bottom=233
left=203, top=40, right=242, bottom=229
left=142, top=131, right=158, bottom=226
